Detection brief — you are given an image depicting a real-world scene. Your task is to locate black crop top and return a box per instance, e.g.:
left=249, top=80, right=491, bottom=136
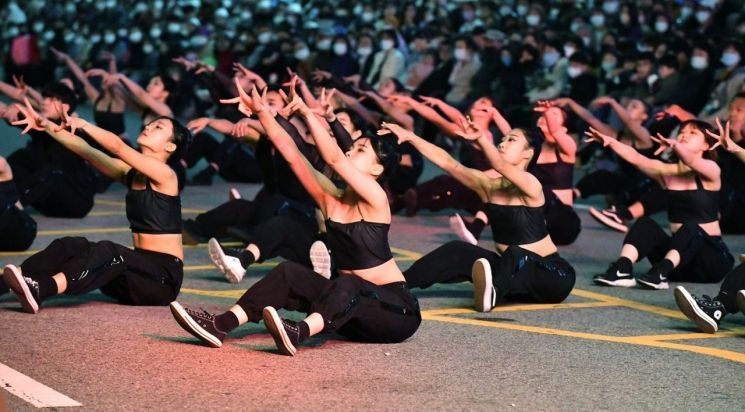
left=0, top=180, right=19, bottom=209
left=484, top=202, right=549, bottom=245
left=531, top=148, right=574, bottom=190
left=667, top=176, right=719, bottom=224
left=125, top=169, right=182, bottom=234
left=93, top=96, right=126, bottom=136
left=324, top=219, right=394, bottom=271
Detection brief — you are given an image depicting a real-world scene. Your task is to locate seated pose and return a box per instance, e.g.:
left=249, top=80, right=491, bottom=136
left=170, top=84, right=420, bottom=356
left=0, top=155, right=36, bottom=252
left=673, top=265, right=745, bottom=334
left=2, top=99, right=190, bottom=313
left=381, top=121, right=575, bottom=311
left=590, top=120, right=734, bottom=290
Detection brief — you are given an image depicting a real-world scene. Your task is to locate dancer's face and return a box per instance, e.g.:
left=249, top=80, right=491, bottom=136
left=626, top=99, right=648, bottom=122
left=497, top=129, right=534, bottom=168
left=265, top=91, right=285, bottom=111
left=41, top=97, right=66, bottom=120
left=138, top=118, right=176, bottom=156
left=676, top=124, right=709, bottom=154
left=345, top=138, right=383, bottom=178
left=146, top=76, right=168, bottom=100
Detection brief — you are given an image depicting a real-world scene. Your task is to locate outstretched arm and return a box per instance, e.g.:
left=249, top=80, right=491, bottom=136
left=601, top=97, right=652, bottom=146
left=406, top=96, right=461, bottom=137
left=51, top=47, right=100, bottom=102
left=555, top=97, right=617, bottom=137
left=114, top=73, right=173, bottom=117
left=537, top=103, right=576, bottom=161
left=584, top=127, right=674, bottom=181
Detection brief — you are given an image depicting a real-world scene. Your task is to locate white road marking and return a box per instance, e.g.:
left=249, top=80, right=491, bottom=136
left=0, top=362, right=81, bottom=408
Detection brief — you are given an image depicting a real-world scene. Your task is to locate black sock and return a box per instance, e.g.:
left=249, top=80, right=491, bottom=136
left=296, top=320, right=310, bottom=343
left=225, top=248, right=255, bottom=268
left=615, top=257, right=633, bottom=274
left=0, top=277, right=8, bottom=295
left=215, top=311, right=240, bottom=333
left=465, top=218, right=487, bottom=239
left=37, top=276, right=58, bottom=301
left=615, top=206, right=633, bottom=221
left=652, top=259, right=674, bottom=276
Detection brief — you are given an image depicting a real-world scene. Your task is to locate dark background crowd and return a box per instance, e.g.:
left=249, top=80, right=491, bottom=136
left=1, top=0, right=744, bottom=127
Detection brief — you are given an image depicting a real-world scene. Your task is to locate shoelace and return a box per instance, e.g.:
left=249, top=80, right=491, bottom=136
left=282, top=319, right=300, bottom=342
left=23, top=276, right=39, bottom=291
left=698, top=295, right=720, bottom=308
left=187, top=308, right=215, bottom=322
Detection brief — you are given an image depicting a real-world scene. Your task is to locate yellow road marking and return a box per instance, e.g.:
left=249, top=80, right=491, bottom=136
left=570, top=288, right=687, bottom=320
left=421, top=301, right=616, bottom=317
left=180, top=288, right=245, bottom=299
left=38, top=227, right=131, bottom=236
left=630, top=329, right=745, bottom=341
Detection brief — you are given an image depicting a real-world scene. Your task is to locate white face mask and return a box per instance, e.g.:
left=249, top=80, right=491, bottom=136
left=333, top=42, right=348, bottom=56
left=143, top=43, right=154, bottom=54
left=64, top=32, right=74, bottom=42
left=516, top=5, right=528, bottom=16
left=117, top=28, right=128, bottom=37
left=695, top=11, right=711, bottom=23
left=563, top=46, right=576, bottom=57
left=8, top=27, right=20, bottom=37
left=294, top=48, right=310, bottom=61
left=454, top=47, right=468, bottom=61
left=601, top=61, right=617, bottom=72
left=721, top=52, right=741, bottom=67
left=257, top=32, right=272, bottom=44
left=91, top=34, right=101, bottom=43
left=362, top=12, right=374, bottom=22
left=43, top=30, right=55, bottom=40
left=567, top=66, right=583, bottom=78
left=602, top=1, right=619, bottom=14
left=104, top=33, right=116, bottom=44
left=380, top=39, right=394, bottom=51
left=130, top=31, right=143, bottom=43
left=690, top=56, right=708, bottom=70
left=620, top=14, right=630, bottom=25
left=33, top=22, right=44, bottom=33
left=590, top=14, right=605, bottom=27
left=357, top=46, right=372, bottom=57
left=680, top=6, right=693, bottom=18
left=543, top=51, right=560, bottom=67
left=526, top=15, right=540, bottom=26
left=499, top=6, right=512, bottom=16
left=654, top=21, right=669, bottom=33
left=317, top=38, right=331, bottom=50
left=150, top=27, right=162, bottom=38
left=168, top=23, right=180, bottom=33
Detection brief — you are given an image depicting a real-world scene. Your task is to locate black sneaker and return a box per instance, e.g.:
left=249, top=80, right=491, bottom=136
left=588, top=206, right=629, bottom=233
left=637, top=270, right=669, bottom=290
left=736, top=290, right=745, bottom=314
left=593, top=261, right=637, bottom=287
left=673, top=286, right=726, bottom=334
left=262, top=306, right=299, bottom=356
left=169, top=301, right=227, bottom=347
left=3, top=264, right=40, bottom=314
left=182, top=219, right=208, bottom=246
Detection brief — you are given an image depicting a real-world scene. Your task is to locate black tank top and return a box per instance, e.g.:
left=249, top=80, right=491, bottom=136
left=0, top=180, right=19, bottom=209
left=125, top=169, right=182, bottom=234
left=484, top=202, right=549, bottom=245
left=93, top=96, right=126, bottom=136
left=324, top=218, right=394, bottom=271
left=667, top=176, right=719, bottom=224
left=531, top=148, right=574, bottom=190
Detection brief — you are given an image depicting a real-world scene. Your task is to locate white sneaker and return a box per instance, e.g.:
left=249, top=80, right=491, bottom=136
left=309, top=240, right=332, bottom=279
left=736, top=290, right=745, bottom=314
left=229, top=188, right=242, bottom=201
left=3, top=264, right=39, bottom=314
left=472, top=258, right=496, bottom=312
left=589, top=207, right=629, bottom=233
left=207, top=238, right=246, bottom=283
left=449, top=213, right=478, bottom=245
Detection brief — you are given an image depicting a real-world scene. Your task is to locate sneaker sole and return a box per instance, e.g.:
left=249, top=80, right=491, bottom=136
left=593, top=276, right=637, bottom=288
left=472, top=258, right=494, bottom=312
left=449, top=214, right=478, bottom=245
left=589, top=207, right=629, bottom=233
left=309, top=241, right=332, bottom=279
left=736, top=290, right=745, bottom=314
left=169, top=302, right=223, bottom=348
left=207, top=238, right=245, bottom=283
left=3, top=265, right=39, bottom=314
left=673, top=286, right=717, bottom=334
left=262, top=307, right=297, bottom=356
left=229, top=188, right=242, bottom=201
left=637, top=278, right=669, bottom=290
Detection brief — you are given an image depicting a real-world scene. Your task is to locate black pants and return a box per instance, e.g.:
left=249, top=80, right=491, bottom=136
left=234, top=262, right=421, bottom=343
left=545, top=190, right=581, bottom=246
left=0, top=203, right=37, bottom=251
left=192, top=190, right=287, bottom=239
left=18, top=168, right=95, bottom=218
left=720, top=190, right=745, bottom=234
left=20, top=237, right=183, bottom=306
left=235, top=211, right=319, bottom=267
left=183, top=133, right=262, bottom=183
left=412, top=175, right=483, bottom=214
left=717, top=264, right=745, bottom=314
left=403, top=241, right=576, bottom=304
left=623, top=217, right=734, bottom=282
left=576, top=169, right=666, bottom=213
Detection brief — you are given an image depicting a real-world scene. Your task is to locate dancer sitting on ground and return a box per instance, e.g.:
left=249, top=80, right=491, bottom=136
left=0, top=155, right=36, bottom=253
left=2, top=98, right=191, bottom=313
left=380, top=120, right=575, bottom=312
left=673, top=265, right=745, bottom=334
left=169, top=83, right=420, bottom=356
left=589, top=119, right=733, bottom=290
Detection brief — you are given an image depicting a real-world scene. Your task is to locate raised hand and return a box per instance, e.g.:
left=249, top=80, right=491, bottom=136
left=11, top=97, right=49, bottom=134
left=454, top=116, right=485, bottom=141
left=311, top=69, right=332, bottom=83
left=649, top=132, right=676, bottom=156
left=341, top=74, right=361, bottom=87
left=172, top=56, right=197, bottom=71
left=11, top=74, right=27, bottom=99
left=551, top=97, right=573, bottom=108
left=387, top=94, right=414, bottom=109
left=312, top=87, right=337, bottom=120
left=99, top=51, right=116, bottom=62
left=283, top=67, right=306, bottom=87
left=50, top=46, right=70, bottom=62
left=52, top=101, right=87, bottom=135
left=187, top=117, right=211, bottom=134
left=706, top=117, right=741, bottom=153
left=583, top=126, right=617, bottom=147
left=591, top=96, right=616, bottom=107
left=377, top=121, right=414, bottom=143
left=419, top=96, right=443, bottom=107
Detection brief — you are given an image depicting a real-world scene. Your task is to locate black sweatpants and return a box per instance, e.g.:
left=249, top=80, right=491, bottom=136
left=403, top=241, right=576, bottom=304
left=623, top=217, right=734, bottom=282
left=720, top=190, right=745, bottom=234
left=545, top=190, right=581, bottom=246
left=20, top=237, right=183, bottom=306
left=234, top=262, right=421, bottom=343
left=192, top=190, right=286, bottom=239
left=183, top=133, right=262, bottom=183
left=717, top=264, right=745, bottom=314
left=0, top=203, right=37, bottom=251
left=19, top=169, right=95, bottom=218
left=412, top=175, right=483, bottom=215
left=576, top=169, right=666, bottom=214
left=233, top=211, right=319, bottom=267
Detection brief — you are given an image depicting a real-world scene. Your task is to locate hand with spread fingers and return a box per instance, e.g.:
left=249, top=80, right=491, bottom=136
left=419, top=95, right=443, bottom=107
left=583, top=126, right=618, bottom=147
left=50, top=46, right=71, bottom=63
left=51, top=101, right=87, bottom=135
left=278, top=76, right=312, bottom=117
left=172, top=56, right=198, bottom=72
left=187, top=117, right=211, bottom=135
left=706, top=117, right=742, bottom=154
left=649, top=132, right=677, bottom=156
left=220, top=77, right=269, bottom=118
left=11, top=97, right=51, bottom=134
left=454, top=116, right=486, bottom=141
left=377, top=121, right=415, bottom=144
left=312, top=87, right=337, bottom=121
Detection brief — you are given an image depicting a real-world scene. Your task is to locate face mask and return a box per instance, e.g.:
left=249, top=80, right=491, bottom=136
left=65, top=3, right=76, bottom=14
left=590, top=14, right=605, bottom=27
left=620, top=14, right=630, bottom=25
left=104, top=33, right=116, bottom=44
left=601, top=61, right=616, bottom=72
left=602, top=1, right=619, bottom=14
left=33, top=22, right=44, bottom=33
left=317, top=38, right=331, bottom=50
left=380, top=39, right=394, bottom=51
left=581, top=36, right=591, bottom=47
left=258, top=32, right=272, bottom=44
left=64, top=32, right=74, bottom=42
left=499, top=6, right=511, bottom=16
left=695, top=11, right=711, bottom=23
left=153, top=0, right=164, bottom=10
left=130, top=31, right=143, bottom=43
left=721, top=52, right=741, bottom=67
left=570, top=22, right=581, bottom=32
left=637, top=44, right=650, bottom=53
left=454, top=47, right=468, bottom=61
left=738, top=25, right=745, bottom=34
left=690, top=56, right=708, bottom=70
left=563, top=46, right=576, bottom=57
left=333, top=42, right=348, bottom=56
left=294, top=48, right=310, bottom=60
left=150, top=27, right=162, bottom=38
left=8, top=27, right=20, bottom=37
left=91, top=34, right=101, bottom=43
left=168, top=23, right=180, bottom=33
left=143, top=43, right=154, bottom=54
left=43, top=30, right=55, bottom=40
left=526, top=15, right=540, bottom=26
left=567, top=66, right=583, bottom=78
left=655, top=21, right=669, bottom=33
left=191, top=35, right=207, bottom=47
left=462, top=10, right=475, bottom=21
left=362, top=12, right=375, bottom=22
left=240, top=10, right=252, bottom=20
left=680, top=6, right=693, bottom=19
left=516, top=5, right=528, bottom=16
left=117, top=28, right=128, bottom=37
left=357, top=46, right=372, bottom=57
left=501, top=55, right=512, bottom=66
left=542, top=51, right=559, bottom=67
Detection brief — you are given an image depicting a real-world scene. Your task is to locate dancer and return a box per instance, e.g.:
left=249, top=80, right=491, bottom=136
left=0, top=155, right=36, bottom=252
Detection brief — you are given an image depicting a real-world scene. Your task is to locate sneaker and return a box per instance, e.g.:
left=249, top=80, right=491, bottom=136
left=208, top=238, right=246, bottom=283
left=449, top=213, right=478, bottom=245
left=673, top=286, right=725, bottom=334
left=3, top=265, right=40, bottom=314
left=182, top=219, right=207, bottom=246
left=169, top=301, right=226, bottom=347
left=589, top=206, right=629, bottom=233
left=736, top=290, right=745, bottom=314
left=593, top=262, right=637, bottom=287
left=637, top=270, right=669, bottom=290
left=472, top=258, right=497, bottom=312
left=309, top=240, right=332, bottom=279
left=229, top=187, right=242, bottom=201
left=262, top=306, right=299, bottom=356
left=187, top=166, right=216, bottom=186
